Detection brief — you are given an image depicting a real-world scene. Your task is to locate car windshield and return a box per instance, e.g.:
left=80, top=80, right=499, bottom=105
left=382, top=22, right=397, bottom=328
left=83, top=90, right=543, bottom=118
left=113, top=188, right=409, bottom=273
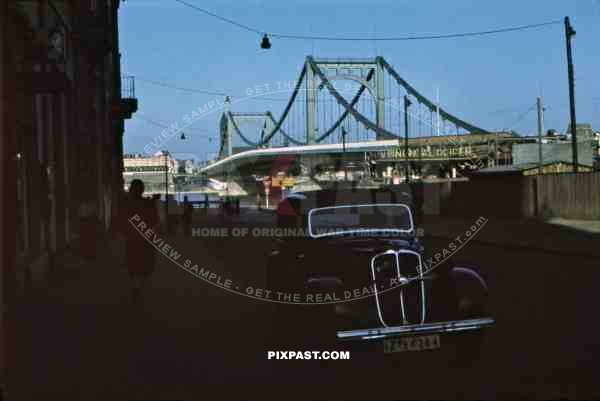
left=307, top=204, right=414, bottom=238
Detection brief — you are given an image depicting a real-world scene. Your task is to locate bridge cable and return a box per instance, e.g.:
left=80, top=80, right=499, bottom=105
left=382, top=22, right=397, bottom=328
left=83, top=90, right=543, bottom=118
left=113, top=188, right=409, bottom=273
left=228, top=112, right=305, bottom=147
left=380, top=58, right=489, bottom=133
left=315, top=69, right=375, bottom=143
left=257, top=67, right=308, bottom=144
left=230, top=66, right=308, bottom=146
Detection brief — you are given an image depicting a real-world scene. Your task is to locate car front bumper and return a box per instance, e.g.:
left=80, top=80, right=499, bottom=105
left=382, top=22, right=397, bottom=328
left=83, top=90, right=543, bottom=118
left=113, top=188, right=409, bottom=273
left=336, top=317, right=495, bottom=341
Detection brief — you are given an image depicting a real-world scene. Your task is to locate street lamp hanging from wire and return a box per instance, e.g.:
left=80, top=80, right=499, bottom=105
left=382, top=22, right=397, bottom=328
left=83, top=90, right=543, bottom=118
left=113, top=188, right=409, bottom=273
left=260, top=34, right=271, bottom=49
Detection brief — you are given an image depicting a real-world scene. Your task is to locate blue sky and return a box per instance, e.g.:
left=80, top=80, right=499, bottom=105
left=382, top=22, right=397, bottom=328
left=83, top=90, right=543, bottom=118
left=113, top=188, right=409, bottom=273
left=119, top=0, right=600, bottom=160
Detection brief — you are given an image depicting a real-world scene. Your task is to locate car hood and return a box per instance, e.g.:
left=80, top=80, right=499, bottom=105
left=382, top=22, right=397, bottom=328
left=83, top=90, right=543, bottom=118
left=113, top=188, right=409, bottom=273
left=281, top=237, right=423, bottom=330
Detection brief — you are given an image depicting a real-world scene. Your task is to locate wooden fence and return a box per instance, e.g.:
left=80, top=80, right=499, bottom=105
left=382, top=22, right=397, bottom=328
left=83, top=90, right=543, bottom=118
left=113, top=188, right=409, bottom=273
left=534, top=172, right=600, bottom=220
left=416, top=172, right=600, bottom=220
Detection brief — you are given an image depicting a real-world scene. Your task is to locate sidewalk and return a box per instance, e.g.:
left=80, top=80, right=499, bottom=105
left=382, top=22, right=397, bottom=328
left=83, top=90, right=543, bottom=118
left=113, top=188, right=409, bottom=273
left=8, top=233, right=277, bottom=400
left=421, top=215, right=600, bottom=258
left=188, top=207, right=276, bottom=228
left=8, top=239, right=135, bottom=400
left=547, top=218, right=600, bottom=234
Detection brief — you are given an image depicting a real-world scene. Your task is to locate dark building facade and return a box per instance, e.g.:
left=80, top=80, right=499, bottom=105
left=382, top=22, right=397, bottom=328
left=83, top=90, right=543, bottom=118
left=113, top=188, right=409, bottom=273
left=1, top=0, right=136, bottom=385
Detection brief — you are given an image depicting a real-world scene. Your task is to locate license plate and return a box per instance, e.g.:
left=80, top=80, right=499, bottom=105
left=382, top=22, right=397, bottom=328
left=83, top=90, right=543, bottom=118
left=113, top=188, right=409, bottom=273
left=383, top=334, right=440, bottom=353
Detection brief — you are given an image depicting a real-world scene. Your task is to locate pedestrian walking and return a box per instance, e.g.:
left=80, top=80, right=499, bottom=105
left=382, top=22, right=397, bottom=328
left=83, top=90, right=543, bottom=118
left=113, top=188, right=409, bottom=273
left=182, top=195, right=193, bottom=235
left=117, top=179, right=160, bottom=302
left=152, top=193, right=165, bottom=231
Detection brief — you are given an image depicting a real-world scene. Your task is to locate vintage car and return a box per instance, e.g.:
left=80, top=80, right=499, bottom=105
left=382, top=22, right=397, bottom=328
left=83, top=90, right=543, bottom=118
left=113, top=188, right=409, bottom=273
left=267, top=189, right=494, bottom=363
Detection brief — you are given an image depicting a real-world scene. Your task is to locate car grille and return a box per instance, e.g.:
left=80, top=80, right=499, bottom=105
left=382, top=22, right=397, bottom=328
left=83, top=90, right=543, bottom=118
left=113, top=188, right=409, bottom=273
left=370, top=250, right=426, bottom=327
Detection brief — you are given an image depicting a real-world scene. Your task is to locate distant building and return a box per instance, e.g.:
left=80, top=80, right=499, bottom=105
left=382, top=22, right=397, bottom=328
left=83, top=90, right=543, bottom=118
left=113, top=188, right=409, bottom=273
left=123, top=151, right=178, bottom=193
left=474, top=127, right=597, bottom=175
left=566, top=123, right=595, bottom=141
left=512, top=140, right=595, bottom=169
left=176, top=159, right=195, bottom=175
left=123, top=151, right=177, bottom=173
left=472, top=161, right=593, bottom=177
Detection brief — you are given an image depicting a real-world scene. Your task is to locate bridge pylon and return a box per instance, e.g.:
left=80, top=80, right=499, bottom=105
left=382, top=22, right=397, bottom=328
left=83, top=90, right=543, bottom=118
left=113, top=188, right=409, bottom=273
left=305, top=58, right=317, bottom=145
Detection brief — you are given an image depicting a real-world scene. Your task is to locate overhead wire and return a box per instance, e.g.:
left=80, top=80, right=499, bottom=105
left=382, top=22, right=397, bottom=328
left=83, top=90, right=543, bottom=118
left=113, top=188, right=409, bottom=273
left=135, top=114, right=214, bottom=138
left=173, top=0, right=561, bottom=42
left=506, top=104, right=537, bottom=131
left=144, top=1, right=567, bottom=149
left=135, top=76, right=290, bottom=102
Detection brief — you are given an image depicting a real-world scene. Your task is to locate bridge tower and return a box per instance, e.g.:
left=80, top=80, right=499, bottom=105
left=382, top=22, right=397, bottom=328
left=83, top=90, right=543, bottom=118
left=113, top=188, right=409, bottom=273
left=375, top=56, right=386, bottom=133
left=219, top=112, right=275, bottom=158
left=305, top=57, right=387, bottom=141
left=219, top=113, right=233, bottom=158
left=305, top=58, right=317, bottom=145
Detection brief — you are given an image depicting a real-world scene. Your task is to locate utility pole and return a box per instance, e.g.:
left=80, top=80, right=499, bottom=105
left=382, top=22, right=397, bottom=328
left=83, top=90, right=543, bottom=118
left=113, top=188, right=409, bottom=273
left=225, top=96, right=232, bottom=157
left=341, top=127, right=347, bottom=181
left=404, top=95, right=412, bottom=183
left=494, top=132, right=499, bottom=167
left=565, top=16, right=578, bottom=172
left=537, top=97, right=545, bottom=175
left=225, top=95, right=232, bottom=203
left=436, top=87, right=440, bottom=137
left=164, top=151, right=169, bottom=217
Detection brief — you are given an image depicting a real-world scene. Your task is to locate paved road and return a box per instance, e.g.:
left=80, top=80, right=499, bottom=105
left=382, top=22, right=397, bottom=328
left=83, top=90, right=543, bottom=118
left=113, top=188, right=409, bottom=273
left=8, top=214, right=600, bottom=400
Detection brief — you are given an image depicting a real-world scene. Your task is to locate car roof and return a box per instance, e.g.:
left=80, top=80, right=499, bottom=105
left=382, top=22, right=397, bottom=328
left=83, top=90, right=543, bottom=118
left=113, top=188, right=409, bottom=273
left=277, top=187, right=414, bottom=212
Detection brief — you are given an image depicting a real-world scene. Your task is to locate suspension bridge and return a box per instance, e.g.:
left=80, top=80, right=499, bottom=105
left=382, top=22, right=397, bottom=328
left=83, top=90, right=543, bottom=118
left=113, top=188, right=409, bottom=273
left=201, top=56, right=510, bottom=180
